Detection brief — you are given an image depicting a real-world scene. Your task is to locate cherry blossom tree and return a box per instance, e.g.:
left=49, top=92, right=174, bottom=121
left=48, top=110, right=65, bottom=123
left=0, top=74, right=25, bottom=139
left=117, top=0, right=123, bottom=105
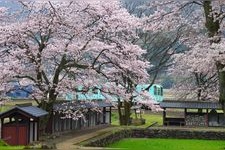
left=201, top=1, right=225, bottom=111
left=175, top=1, right=225, bottom=106
left=123, top=0, right=189, bottom=88
left=171, top=38, right=218, bottom=101
left=0, top=1, right=154, bottom=126
left=146, top=1, right=225, bottom=111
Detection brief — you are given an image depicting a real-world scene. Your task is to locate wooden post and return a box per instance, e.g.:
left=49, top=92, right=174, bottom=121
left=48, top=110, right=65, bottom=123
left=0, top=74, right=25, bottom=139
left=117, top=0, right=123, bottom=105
left=37, top=118, right=39, bottom=141
left=79, top=117, right=81, bottom=129
left=103, top=107, right=106, bottom=124
left=163, top=108, right=166, bottom=126
left=184, top=108, right=187, bottom=126
left=206, top=109, right=209, bottom=127
left=109, top=107, right=112, bottom=124
left=95, top=112, right=98, bottom=125
left=87, top=109, right=90, bottom=127
left=28, top=119, right=30, bottom=144
left=1, top=118, right=4, bottom=139
left=70, top=117, right=73, bottom=130
left=32, top=121, right=35, bottom=142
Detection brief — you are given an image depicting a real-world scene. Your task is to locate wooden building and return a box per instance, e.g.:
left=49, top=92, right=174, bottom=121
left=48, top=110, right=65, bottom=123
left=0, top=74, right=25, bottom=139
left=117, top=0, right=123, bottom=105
left=47, top=101, right=113, bottom=134
left=160, top=101, right=225, bottom=127
left=0, top=105, right=48, bottom=145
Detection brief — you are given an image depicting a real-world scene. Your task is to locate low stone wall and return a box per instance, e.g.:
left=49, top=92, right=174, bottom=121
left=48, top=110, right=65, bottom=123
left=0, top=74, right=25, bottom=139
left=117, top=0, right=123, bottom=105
left=85, top=128, right=225, bottom=147
left=85, top=129, right=132, bottom=147
left=131, top=128, right=225, bottom=140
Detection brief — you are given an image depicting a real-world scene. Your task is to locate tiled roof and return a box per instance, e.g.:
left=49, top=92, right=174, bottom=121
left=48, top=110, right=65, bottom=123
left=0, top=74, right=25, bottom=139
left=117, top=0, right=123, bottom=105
left=160, top=101, right=222, bottom=109
left=19, top=106, right=48, bottom=117
left=0, top=106, right=48, bottom=118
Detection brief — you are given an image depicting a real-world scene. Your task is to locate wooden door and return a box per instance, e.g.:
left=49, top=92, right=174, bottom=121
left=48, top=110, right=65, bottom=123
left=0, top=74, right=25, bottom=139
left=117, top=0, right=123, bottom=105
left=2, top=126, right=17, bottom=145
left=2, top=125, right=28, bottom=145
left=18, top=126, right=28, bottom=145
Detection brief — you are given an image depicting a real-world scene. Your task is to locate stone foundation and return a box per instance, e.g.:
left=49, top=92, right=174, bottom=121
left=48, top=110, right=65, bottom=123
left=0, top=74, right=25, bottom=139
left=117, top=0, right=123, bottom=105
left=185, top=114, right=207, bottom=126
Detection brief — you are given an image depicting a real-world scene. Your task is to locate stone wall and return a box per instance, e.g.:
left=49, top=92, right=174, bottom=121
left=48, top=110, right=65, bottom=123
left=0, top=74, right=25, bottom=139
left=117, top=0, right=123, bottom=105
left=85, top=129, right=132, bottom=147
left=185, top=113, right=207, bottom=126
left=85, top=128, right=225, bottom=147
left=130, top=128, right=225, bottom=140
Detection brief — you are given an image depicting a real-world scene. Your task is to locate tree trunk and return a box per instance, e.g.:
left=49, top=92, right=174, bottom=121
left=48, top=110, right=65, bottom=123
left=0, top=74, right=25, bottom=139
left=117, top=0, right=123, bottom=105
left=217, top=63, right=225, bottom=112
left=117, top=100, right=132, bottom=125
left=123, top=101, right=131, bottom=125
left=197, top=86, right=202, bottom=113
left=117, top=99, right=123, bottom=125
left=38, top=94, right=57, bottom=134
left=38, top=100, right=53, bottom=134
left=203, top=1, right=220, bottom=43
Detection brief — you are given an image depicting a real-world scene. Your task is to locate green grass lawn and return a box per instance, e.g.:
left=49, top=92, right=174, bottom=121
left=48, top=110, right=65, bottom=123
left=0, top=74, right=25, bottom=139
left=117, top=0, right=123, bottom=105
left=108, top=138, right=225, bottom=150
left=0, top=146, right=24, bottom=150
left=0, top=140, right=24, bottom=150
left=111, top=110, right=163, bottom=127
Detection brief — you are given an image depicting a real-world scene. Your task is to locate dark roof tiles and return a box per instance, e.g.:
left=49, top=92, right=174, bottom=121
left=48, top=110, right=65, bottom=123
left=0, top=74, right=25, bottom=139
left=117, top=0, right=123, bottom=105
left=19, top=106, right=48, bottom=117
left=0, top=106, right=48, bottom=118
left=160, top=101, right=222, bottom=109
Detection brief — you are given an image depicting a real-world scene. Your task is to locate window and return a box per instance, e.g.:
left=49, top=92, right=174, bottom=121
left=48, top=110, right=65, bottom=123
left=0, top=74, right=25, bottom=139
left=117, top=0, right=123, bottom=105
left=161, top=87, right=163, bottom=96
left=154, top=86, right=157, bottom=95
left=157, top=87, right=161, bottom=96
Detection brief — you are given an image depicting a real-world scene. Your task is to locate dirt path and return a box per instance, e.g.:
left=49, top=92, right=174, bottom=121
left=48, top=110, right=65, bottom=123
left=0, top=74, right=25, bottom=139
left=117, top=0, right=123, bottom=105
left=41, top=125, right=118, bottom=150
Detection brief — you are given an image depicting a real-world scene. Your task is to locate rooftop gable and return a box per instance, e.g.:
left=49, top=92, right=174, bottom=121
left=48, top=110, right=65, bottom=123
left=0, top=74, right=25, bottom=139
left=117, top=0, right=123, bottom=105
left=0, top=106, right=48, bottom=119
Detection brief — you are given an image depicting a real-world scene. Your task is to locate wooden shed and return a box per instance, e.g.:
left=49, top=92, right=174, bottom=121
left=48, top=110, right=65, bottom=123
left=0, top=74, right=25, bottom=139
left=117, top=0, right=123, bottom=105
left=0, top=105, right=48, bottom=145
left=160, top=101, right=225, bottom=127
left=46, top=101, right=113, bottom=134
